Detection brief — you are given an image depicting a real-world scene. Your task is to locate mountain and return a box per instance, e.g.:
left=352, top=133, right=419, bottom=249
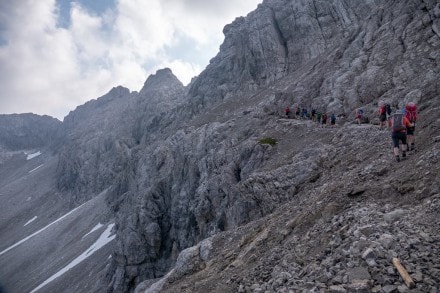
left=0, top=113, right=61, bottom=152
left=0, top=0, right=439, bottom=292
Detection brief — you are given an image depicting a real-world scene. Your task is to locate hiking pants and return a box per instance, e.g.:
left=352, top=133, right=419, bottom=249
left=391, top=132, right=407, bottom=148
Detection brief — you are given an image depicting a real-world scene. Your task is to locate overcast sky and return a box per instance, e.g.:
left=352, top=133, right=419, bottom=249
left=0, top=0, right=262, bottom=120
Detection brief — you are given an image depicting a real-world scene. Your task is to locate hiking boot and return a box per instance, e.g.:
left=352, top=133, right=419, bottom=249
left=395, top=156, right=400, bottom=162
left=402, top=152, right=406, bottom=158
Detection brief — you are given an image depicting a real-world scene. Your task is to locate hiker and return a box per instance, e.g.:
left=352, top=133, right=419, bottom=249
left=294, top=105, right=300, bottom=119
left=322, top=112, right=328, bottom=125
left=390, top=110, right=414, bottom=162
left=330, top=113, right=336, bottom=126
left=317, top=112, right=322, bottom=124
left=385, top=103, right=392, bottom=127
left=311, top=108, right=317, bottom=122
left=355, top=108, right=364, bottom=124
left=405, top=102, right=417, bottom=151
left=378, top=102, right=387, bottom=129
left=302, top=108, right=308, bottom=119
left=285, top=106, right=291, bottom=118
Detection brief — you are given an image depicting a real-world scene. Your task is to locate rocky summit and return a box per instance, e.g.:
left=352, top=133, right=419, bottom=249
left=0, top=0, right=439, bottom=293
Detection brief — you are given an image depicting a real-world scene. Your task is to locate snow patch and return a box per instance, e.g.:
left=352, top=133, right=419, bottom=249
left=82, top=223, right=104, bottom=239
left=29, top=164, right=44, bottom=173
left=26, top=151, right=42, bottom=160
left=0, top=201, right=88, bottom=256
left=24, top=216, right=38, bottom=226
left=30, top=223, right=115, bottom=293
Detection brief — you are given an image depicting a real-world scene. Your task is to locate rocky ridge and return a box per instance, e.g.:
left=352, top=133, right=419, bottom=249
left=0, top=113, right=61, bottom=152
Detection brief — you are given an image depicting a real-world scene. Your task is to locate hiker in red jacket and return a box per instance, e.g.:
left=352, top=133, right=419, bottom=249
left=405, top=102, right=417, bottom=151
left=285, top=106, right=291, bottom=118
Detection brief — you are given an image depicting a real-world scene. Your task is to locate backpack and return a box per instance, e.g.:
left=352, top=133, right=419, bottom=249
left=385, top=104, right=392, bottom=115
left=405, top=103, right=417, bottom=122
left=358, top=108, right=364, bottom=115
left=392, top=113, right=406, bottom=132
left=380, top=105, right=386, bottom=115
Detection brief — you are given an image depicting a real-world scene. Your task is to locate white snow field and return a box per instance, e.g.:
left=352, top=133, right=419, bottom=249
left=30, top=223, right=115, bottom=293
left=0, top=201, right=88, bottom=256
left=82, top=223, right=104, bottom=239
left=23, top=216, right=38, bottom=226
left=26, top=151, right=42, bottom=160
left=0, top=154, right=113, bottom=293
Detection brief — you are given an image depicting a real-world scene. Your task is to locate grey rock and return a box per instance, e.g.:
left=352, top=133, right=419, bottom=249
left=347, top=267, right=371, bottom=282
left=411, top=271, right=423, bottom=282
left=362, top=248, right=376, bottom=260
left=329, top=285, right=347, bottom=293
left=346, top=280, right=371, bottom=293
left=382, top=285, right=398, bottom=293
left=384, top=209, right=407, bottom=223
left=397, top=285, right=409, bottom=292
left=366, top=258, right=377, bottom=267
left=379, top=234, right=395, bottom=249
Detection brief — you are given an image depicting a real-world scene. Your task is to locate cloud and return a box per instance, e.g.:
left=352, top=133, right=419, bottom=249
left=0, top=0, right=262, bottom=120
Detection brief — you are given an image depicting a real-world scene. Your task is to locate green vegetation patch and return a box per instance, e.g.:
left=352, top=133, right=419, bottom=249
left=259, top=137, right=278, bottom=146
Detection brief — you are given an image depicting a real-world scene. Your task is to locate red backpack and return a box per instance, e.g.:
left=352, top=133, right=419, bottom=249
left=405, top=103, right=417, bottom=122
left=379, top=105, right=386, bottom=115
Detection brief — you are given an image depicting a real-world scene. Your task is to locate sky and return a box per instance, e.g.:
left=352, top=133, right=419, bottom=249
left=0, top=0, right=262, bottom=120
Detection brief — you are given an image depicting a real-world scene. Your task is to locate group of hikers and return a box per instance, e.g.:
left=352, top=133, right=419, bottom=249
left=354, top=101, right=418, bottom=162
left=284, top=100, right=418, bottom=162
left=284, top=105, right=337, bottom=126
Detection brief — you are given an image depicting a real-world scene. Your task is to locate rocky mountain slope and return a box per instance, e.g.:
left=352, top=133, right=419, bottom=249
left=0, top=0, right=439, bottom=292
left=0, top=113, right=61, bottom=161
left=103, top=0, right=440, bottom=291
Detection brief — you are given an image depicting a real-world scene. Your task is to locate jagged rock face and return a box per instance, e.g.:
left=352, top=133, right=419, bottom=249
left=56, top=69, right=186, bottom=203
left=0, top=113, right=61, bottom=152
left=106, top=112, right=330, bottom=291
left=190, top=0, right=439, bottom=115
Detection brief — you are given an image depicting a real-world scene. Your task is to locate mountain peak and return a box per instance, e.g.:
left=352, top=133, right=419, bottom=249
left=140, top=68, right=183, bottom=94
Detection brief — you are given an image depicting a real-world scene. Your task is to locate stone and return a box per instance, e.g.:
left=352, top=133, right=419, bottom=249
left=384, top=209, right=407, bottom=223
left=346, top=280, right=371, bottom=293
left=347, top=267, right=371, bottom=282
left=358, top=225, right=375, bottom=237
left=387, top=267, right=396, bottom=275
left=379, top=234, right=395, bottom=249
left=329, top=285, right=347, bottom=293
left=397, top=285, right=409, bottom=292
left=382, top=285, right=398, bottom=293
left=362, top=248, right=376, bottom=260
